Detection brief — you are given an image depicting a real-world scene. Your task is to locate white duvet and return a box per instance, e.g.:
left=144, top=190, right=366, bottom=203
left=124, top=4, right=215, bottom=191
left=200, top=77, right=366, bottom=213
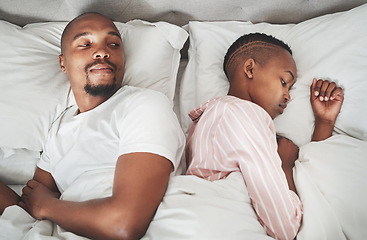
left=1, top=135, right=366, bottom=240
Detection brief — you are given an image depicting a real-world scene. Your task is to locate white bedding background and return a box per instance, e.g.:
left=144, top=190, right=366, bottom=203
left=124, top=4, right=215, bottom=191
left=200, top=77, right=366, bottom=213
left=295, top=135, right=367, bottom=240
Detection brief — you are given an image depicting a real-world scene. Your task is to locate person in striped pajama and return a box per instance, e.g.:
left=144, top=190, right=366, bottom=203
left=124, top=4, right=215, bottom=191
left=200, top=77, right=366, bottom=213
left=186, top=33, right=344, bottom=240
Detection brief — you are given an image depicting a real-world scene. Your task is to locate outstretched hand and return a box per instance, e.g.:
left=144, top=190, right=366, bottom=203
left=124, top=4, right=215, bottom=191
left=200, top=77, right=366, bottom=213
left=19, top=179, right=60, bottom=220
left=310, top=78, right=344, bottom=141
left=310, top=78, right=344, bottom=124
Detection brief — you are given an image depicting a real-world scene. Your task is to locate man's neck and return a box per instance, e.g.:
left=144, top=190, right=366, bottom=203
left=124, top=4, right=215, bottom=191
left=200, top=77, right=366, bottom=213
left=74, top=88, right=119, bottom=113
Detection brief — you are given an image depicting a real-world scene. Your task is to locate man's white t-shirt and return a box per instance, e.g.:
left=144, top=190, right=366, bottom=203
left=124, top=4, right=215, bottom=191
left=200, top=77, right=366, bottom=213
left=38, top=86, right=185, bottom=193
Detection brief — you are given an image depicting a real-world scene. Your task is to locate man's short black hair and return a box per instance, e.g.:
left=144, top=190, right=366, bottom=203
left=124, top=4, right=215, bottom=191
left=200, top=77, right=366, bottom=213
left=60, top=12, right=113, bottom=54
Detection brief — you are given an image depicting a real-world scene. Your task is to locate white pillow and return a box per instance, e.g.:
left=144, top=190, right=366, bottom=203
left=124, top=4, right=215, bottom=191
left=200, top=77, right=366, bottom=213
left=180, top=3, right=367, bottom=146
left=116, top=20, right=188, bottom=101
left=0, top=19, right=188, bottom=152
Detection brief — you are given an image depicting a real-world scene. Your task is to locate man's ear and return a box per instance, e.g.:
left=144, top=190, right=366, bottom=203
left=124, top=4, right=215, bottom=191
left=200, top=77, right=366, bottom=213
left=243, top=58, right=255, bottom=79
left=59, top=54, right=66, bottom=73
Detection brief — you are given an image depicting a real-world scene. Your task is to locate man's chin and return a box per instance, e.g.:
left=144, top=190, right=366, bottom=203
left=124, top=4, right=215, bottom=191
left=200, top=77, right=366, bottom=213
left=84, top=83, right=117, bottom=97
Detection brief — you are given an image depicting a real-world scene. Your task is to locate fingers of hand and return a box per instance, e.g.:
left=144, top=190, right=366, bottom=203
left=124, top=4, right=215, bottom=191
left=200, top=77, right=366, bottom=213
left=314, top=79, right=330, bottom=101
left=331, top=86, right=344, bottom=102
left=321, top=81, right=335, bottom=101
left=22, top=179, right=36, bottom=195
left=22, top=185, right=30, bottom=195
left=311, top=78, right=318, bottom=96
left=26, top=179, right=37, bottom=188
left=312, top=78, right=341, bottom=101
left=18, top=200, right=26, bottom=210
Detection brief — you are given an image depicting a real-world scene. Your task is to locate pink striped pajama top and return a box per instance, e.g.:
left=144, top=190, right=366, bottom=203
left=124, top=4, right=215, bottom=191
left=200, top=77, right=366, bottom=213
left=186, top=96, right=303, bottom=240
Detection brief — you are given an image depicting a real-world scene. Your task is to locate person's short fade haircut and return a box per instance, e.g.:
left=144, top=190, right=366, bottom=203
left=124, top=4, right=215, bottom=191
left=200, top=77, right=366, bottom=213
left=223, top=33, right=292, bottom=78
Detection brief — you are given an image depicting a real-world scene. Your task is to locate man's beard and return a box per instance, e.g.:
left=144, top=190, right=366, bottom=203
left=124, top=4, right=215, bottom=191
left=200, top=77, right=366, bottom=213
left=84, top=81, right=117, bottom=97
left=84, top=59, right=119, bottom=97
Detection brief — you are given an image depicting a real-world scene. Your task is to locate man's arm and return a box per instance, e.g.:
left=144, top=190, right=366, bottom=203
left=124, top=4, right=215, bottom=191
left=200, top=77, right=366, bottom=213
left=0, top=182, right=21, bottom=214
left=0, top=167, right=59, bottom=214
left=310, top=78, right=344, bottom=141
left=18, top=167, right=60, bottom=211
left=21, top=152, right=172, bottom=240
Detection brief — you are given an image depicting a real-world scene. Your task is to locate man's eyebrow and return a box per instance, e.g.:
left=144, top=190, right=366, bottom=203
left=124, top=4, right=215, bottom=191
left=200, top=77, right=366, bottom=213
left=73, top=32, right=90, bottom=41
left=108, top=31, right=122, bottom=40
left=73, top=31, right=122, bottom=41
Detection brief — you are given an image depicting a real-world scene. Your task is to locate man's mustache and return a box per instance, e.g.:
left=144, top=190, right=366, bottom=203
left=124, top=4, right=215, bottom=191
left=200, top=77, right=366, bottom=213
left=85, top=59, right=117, bottom=73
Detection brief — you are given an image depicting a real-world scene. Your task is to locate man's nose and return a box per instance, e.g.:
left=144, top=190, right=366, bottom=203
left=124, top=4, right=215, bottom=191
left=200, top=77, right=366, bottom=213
left=93, top=48, right=110, bottom=59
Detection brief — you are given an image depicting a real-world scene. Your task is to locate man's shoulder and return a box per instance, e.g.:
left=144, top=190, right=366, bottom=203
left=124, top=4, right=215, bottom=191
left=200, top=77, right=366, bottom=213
left=111, top=86, right=173, bottom=115
left=116, top=86, right=169, bottom=103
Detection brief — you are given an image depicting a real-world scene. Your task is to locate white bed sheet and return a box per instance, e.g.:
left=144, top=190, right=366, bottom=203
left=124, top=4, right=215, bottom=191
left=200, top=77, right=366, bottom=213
left=296, top=135, right=367, bottom=240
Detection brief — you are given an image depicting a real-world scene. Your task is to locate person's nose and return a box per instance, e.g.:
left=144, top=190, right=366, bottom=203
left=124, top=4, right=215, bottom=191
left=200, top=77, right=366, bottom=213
left=93, top=46, right=110, bottom=59
left=284, top=90, right=291, bottom=102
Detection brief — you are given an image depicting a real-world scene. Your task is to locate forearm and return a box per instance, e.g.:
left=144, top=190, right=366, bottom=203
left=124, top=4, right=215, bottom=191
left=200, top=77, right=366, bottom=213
left=0, top=181, right=21, bottom=214
left=37, top=153, right=172, bottom=240
left=242, top=163, right=302, bottom=240
left=312, top=117, right=335, bottom=141
left=42, top=197, right=138, bottom=240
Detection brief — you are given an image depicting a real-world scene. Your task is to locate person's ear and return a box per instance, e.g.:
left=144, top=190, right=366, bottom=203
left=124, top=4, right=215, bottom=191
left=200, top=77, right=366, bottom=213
left=59, top=54, right=66, bottom=73
left=243, top=58, right=255, bottom=79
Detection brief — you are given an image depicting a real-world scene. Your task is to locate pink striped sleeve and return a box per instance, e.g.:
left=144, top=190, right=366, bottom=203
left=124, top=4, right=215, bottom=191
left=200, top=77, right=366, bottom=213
left=213, top=101, right=303, bottom=240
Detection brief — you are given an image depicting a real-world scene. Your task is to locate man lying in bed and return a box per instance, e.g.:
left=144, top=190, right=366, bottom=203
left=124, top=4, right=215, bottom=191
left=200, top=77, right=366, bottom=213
left=0, top=12, right=185, bottom=240
left=185, top=33, right=344, bottom=240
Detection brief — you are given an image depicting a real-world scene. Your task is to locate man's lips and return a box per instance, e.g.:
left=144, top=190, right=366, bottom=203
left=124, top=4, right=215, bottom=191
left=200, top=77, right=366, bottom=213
left=89, top=64, right=114, bottom=74
left=85, top=59, right=117, bottom=75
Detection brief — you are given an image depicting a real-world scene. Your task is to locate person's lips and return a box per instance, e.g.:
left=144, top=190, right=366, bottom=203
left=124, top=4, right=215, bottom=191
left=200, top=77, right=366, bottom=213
left=89, top=64, right=114, bottom=74
left=279, top=103, right=287, bottom=113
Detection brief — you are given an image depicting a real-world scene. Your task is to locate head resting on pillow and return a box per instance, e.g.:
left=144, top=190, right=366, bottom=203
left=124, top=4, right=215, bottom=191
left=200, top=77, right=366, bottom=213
left=223, top=33, right=297, bottom=119
left=60, top=12, right=120, bottom=54
left=223, top=33, right=293, bottom=78
left=59, top=12, right=125, bottom=113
